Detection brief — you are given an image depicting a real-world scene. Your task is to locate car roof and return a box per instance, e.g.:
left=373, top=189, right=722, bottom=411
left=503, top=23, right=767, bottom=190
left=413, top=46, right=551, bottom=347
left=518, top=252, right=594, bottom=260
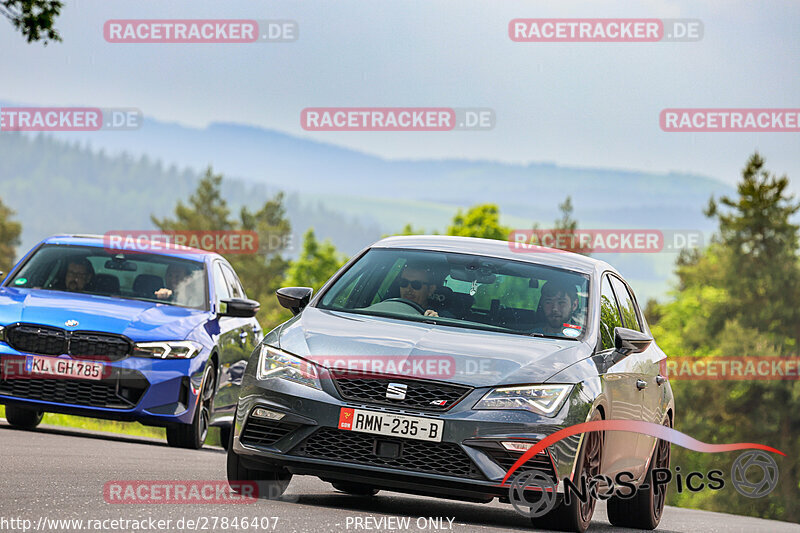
left=371, top=235, right=619, bottom=278
left=40, top=234, right=215, bottom=262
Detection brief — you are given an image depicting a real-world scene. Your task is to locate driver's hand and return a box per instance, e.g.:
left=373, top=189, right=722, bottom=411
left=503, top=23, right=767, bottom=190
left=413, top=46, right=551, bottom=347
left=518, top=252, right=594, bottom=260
left=424, top=309, right=439, bottom=317
left=154, top=288, right=173, bottom=299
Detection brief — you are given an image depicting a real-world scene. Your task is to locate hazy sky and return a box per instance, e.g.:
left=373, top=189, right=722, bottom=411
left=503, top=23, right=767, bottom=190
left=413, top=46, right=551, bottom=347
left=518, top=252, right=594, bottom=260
left=2, top=0, right=798, bottom=189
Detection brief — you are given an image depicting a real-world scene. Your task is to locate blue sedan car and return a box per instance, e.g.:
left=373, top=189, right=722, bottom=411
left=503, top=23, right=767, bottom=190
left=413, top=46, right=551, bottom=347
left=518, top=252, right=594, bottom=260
left=0, top=234, right=261, bottom=449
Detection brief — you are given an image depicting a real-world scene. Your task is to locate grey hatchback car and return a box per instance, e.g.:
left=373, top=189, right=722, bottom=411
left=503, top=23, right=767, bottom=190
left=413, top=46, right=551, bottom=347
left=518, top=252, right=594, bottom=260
left=227, top=236, right=675, bottom=532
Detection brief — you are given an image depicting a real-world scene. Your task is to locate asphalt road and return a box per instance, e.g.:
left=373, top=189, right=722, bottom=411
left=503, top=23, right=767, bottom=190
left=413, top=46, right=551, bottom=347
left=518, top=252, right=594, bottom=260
left=0, top=421, right=797, bottom=533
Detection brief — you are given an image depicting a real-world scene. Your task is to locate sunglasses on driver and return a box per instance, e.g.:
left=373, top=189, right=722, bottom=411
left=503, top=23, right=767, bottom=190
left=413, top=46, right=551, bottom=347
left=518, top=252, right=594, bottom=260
left=398, top=278, right=430, bottom=290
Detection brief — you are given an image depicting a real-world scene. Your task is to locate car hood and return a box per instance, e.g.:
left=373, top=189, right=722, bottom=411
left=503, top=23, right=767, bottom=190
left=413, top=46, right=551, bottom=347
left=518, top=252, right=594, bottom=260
left=276, top=307, right=592, bottom=387
left=0, top=288, right=211, bottom=342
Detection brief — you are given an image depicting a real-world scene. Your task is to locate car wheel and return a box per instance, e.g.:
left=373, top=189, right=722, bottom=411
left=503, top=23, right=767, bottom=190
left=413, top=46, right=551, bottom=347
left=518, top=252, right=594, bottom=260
left=219, top=425, right=231, bottom=451
left=607, top=416, right=671, bottom=530
left=167, top=364, right=215, bottom=449
left=331, top=482, right=379, bottom=496
left=530, top=410, right=604, bottom=533
left=4, top=405, right=44, bottom=429
left=227, top=426, right=292, bottom=500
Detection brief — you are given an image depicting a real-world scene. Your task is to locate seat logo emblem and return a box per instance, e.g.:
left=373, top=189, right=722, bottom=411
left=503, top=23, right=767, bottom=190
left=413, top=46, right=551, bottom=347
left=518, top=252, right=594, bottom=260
left=386, top=383, right=408, bottom=400
left=65, top=319, right=79, bottom=327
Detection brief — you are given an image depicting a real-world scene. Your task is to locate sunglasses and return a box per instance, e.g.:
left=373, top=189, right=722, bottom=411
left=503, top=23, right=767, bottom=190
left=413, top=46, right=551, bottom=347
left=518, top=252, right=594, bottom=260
left=399, top=278, right=429, bottom=290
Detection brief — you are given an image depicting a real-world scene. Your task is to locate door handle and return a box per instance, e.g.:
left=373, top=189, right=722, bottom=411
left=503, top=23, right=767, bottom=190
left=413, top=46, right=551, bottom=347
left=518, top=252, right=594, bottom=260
left=656, top=375, right=666, bottom=386
left=636, top=379, right=648, bottom=390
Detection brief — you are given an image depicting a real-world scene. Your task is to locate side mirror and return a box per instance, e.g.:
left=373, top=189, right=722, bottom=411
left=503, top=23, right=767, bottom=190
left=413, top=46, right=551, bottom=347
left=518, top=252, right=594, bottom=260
left=614, top=327, right=653, bottom=355
left=219, top=298, right=260, bottom=318
left=276, top=287, right=313, bottom=316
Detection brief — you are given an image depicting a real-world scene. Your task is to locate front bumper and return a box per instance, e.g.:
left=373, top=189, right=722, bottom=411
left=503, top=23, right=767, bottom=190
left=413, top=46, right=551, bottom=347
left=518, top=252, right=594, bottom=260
left=232, top=371, right=592, bottom=501
left=0, top=351, right=207, bottom=426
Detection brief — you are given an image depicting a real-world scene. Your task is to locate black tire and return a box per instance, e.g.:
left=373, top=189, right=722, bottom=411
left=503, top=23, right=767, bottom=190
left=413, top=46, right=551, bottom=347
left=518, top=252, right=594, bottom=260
left=607, top=417, right=671, bottom=530
left=331, top=482, right=379, bottom=496
left=4, top=405, right=44, bottom=429
left=531, top=411, right=604, bottom=533
left=227, top=429, right=292, bottom=500
left=167, top=364, right=215, bottom=449
left=219, top=425, right=231, bottom=451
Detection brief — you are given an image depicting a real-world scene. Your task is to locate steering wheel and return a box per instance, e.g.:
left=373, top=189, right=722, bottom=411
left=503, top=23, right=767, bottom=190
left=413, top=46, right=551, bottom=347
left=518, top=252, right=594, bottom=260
left=383, top=297, right=425, bottom=314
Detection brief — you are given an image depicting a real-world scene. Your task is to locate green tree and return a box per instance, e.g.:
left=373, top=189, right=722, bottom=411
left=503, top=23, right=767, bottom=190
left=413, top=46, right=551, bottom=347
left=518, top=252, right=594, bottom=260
left=648, top=153, right=800, bottom=522
left=553, top=195, right=589, bottom=254
left=0, top=197, right=22, bottom=274
left=2, top=0, right=62, bottom=44
left=152, top=167, right=292, bottom=326
left=446, top=204, right=510, bottom=241
left=284, top=229, right=347, bottom=292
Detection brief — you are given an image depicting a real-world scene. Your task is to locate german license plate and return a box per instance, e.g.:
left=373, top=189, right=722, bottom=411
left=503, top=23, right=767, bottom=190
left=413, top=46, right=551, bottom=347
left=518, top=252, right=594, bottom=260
left=26, top=355, right=104, bottom=380
left=338, top=407, right=444, bottom=442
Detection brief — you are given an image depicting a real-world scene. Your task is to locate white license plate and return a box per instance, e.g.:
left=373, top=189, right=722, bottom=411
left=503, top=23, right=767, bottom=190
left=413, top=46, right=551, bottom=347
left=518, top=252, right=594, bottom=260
left=26, top=355, right=104, bottom=380
left=338, top=408, right=444, bottom=442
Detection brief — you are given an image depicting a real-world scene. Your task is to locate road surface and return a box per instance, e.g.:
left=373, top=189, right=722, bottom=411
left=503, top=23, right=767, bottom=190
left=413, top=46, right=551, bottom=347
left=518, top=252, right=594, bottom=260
left=0, top=421, right=797, bottom=533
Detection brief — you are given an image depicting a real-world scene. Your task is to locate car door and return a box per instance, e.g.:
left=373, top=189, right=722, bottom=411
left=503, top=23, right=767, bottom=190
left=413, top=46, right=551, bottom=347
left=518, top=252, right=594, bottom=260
left=596, top=273, right=648, bottom=479
left=609, top=275, right=665, bottom=464
left=210, top=261, right=249, bottom=415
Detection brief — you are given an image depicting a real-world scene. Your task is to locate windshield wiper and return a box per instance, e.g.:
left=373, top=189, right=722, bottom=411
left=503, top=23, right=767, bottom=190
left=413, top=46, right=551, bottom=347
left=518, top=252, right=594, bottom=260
left=529, top=332, right=577, bottom=340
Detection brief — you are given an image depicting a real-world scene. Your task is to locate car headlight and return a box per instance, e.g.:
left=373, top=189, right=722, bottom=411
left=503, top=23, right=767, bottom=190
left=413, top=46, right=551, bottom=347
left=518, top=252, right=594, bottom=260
left=133, top=341, right=202, bottom=359
left=257, top=345, right=321, bottom=390
left=0, top=325, right=5, bottom=343
left=473, top=384, right=573, bottom=416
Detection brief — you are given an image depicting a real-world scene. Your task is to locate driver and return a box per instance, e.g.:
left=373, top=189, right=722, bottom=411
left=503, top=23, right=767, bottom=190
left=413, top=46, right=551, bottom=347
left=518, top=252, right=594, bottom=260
left=63, top=257, right=95, bottom=292
left=397, top=263, right=441, bottom=317
left=532, top=280, right=580, bottom=335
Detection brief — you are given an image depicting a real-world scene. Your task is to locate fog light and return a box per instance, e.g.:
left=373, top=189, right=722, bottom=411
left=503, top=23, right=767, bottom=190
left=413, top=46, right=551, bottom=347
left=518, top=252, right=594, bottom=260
left=252, top=407, right=285, bottom=421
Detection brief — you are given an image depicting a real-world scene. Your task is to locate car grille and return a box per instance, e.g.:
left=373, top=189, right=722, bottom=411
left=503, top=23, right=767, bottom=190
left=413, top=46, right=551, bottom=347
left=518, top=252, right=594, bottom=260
left=5, top=324, right=132, bottom=361
left=330, top=370, right=472, bottom=412
left=6, top=325, right=66, bottom=356
left=240, top=418, right=301, bottom=447
left=484, top=447, right=558, bottom=484
left=290, top=427, right=484, bottom=479
left=0, top=356, right=148, bottom=409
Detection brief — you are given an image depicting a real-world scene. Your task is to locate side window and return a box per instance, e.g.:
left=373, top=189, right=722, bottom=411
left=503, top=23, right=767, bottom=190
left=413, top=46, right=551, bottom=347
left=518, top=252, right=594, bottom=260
left=221, top=264, right=245, bottom=299
left=599, top=275, right=623, bottom=351
left=213, top=263, right=231, bottom=302
left=609, top=276, right=642, bottom=333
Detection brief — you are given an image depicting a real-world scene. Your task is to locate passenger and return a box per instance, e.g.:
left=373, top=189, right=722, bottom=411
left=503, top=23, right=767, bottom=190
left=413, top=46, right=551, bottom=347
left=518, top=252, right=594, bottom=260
left=154, top=263, right=191, bottom=301
left=533, top=280, right=580, bottom=335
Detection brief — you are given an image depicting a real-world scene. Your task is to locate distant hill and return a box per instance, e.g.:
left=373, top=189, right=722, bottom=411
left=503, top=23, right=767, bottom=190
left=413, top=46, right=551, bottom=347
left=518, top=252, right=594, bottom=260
left=0, top=111, right=737, bottom=300
left=0, top=133, right=382, bottom=258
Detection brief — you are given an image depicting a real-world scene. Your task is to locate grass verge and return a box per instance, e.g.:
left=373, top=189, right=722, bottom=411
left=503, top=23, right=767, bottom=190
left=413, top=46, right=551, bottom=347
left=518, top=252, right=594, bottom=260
left=0, top=404, right=222, bottom=447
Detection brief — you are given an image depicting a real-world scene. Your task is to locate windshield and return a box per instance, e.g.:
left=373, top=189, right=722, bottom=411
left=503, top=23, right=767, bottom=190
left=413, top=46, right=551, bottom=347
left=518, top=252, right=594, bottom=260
left=318, top=248, right=590, bottom=339
left=7, top=244, right=208, bottom=310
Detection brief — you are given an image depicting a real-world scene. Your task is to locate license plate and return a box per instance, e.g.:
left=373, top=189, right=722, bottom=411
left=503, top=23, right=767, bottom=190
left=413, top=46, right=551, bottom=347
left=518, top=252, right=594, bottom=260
left=338, top=407, right=444, bottom=442
left=25, top=355, right=104, bottom=380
